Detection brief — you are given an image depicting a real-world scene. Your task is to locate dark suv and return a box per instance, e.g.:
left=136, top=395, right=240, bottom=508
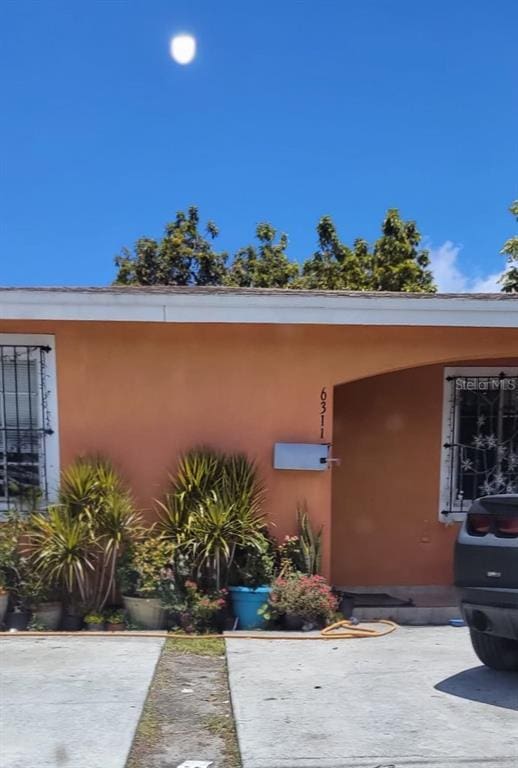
left=454, top=494, right=518, bottom=671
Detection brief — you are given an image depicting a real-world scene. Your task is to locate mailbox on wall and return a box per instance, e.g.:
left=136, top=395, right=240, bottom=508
left=273, top=442, right=332, bottom=471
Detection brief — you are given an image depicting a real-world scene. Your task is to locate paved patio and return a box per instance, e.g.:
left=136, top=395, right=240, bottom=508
left=226, top=626, right=518, bottom=768
left=0, top=636, right=164, bottom=768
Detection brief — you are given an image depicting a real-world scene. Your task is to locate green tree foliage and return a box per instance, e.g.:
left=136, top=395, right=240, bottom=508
left=371, top=209, right=436, bottom=292
left=298, top=216, right=371, bottom=290
left=114, top=206, right=227, bottom=286
left=499, top=200, right=518, bottom=293
left=113, top=205, right=437, bottom=292
left=225, top=222, right=300, bottom=288
left=299, top=209, right=436, bottom=292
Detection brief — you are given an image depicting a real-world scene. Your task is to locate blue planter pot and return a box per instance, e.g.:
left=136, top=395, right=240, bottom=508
left=229, top=586, right=271, bottom=630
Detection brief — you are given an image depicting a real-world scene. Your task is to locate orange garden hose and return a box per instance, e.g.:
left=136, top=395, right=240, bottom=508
left=0, top=620, right=398, bottom=640
left=320, top=618, right=398, bottom=639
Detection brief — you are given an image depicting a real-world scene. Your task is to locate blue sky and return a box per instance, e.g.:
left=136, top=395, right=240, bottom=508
left=1, top=0, right=516, bottom=290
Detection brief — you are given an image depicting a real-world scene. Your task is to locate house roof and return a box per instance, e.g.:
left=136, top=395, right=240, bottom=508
left=0, top=286, right=517, bottom=328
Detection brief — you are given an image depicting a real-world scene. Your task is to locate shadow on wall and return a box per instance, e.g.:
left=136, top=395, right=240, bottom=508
left=435, top=666, right=518, bottom=711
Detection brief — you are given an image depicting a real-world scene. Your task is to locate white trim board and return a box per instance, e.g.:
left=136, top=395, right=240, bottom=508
left=0, top=289, right=517, bottom=327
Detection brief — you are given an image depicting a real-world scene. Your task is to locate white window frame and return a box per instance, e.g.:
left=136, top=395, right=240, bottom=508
left=439, top=365, right=518, bottom=522
left=0, top=333, right=60, bottom=514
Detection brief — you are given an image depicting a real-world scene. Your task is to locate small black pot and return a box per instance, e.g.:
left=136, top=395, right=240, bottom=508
left=284, top=613, right=305, bottom=631
left=61, top=614, right=83, bottom=631
left=215, top=605, right=232, bottom=633
left=6, top=611, right=31, bottom=631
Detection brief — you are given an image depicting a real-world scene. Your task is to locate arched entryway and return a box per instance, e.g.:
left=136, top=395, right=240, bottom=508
left=330, top=357, right=518, bottom=590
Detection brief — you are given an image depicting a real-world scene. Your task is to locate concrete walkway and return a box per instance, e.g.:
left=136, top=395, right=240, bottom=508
left=226, top=626, right=518, bottom=768
left=0, top=636, right=164, bottom=768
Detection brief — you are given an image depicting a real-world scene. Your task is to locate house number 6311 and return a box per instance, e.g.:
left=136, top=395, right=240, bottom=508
left=320, top=387, right=327, bottom=439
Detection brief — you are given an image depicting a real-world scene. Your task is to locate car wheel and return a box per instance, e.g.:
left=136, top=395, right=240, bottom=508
left=470, top=630, right=518, bottom=671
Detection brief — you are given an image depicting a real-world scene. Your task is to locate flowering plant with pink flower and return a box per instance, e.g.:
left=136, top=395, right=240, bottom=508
left=164, top=579, right=228, bottom=633
left=265, top=573, right=337, bottom=625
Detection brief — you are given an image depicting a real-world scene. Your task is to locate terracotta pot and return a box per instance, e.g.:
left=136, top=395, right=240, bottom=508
left=0, top=592, right=8, bottom=625
left=32, top=601, right=63, bottom=630
left=106, top=622, right=125, bottom=632
left=123, top=596, right=167, bottom=630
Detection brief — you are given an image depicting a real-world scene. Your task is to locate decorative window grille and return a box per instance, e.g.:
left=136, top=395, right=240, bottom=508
left=0, top=344, right=54, bottom=508
left=441, top=369, right=518, bottom=515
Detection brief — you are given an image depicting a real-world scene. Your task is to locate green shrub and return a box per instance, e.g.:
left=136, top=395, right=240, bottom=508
left=118, top=536, right=176, bottom=598
left=264, top=573, right=337, bottom=625
left=84, top=612, right=105, bottom=625
left=105, top=610, right=125, bottom=624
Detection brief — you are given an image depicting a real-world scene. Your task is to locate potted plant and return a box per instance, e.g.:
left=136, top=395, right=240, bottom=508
left=119, top=536, right=176, bottom=629
left=263, top=573, right=338, bottom=630
left=228, top=537, right=275, bottom=630
left=27, top=505, right=92, bottom=630
left=276, top=503, right=323, bottom=577
left=105, top=610, right=125, bottom=631
left=0, top=510, right=26, bottom=626
left=156, top=448, right=273, bottom=630
left=84, top=612, right=105, bottom=631
left=61, top=607, right=85, bottom=631
left=4, top=557, right=38, bottom=631
left=26, top=456, right=143, bottom=629
left=162, top=580, right=228, bottom=633
left=175, top=451, right=270, bottom=629
left=26, top=577, right=63, bottom=631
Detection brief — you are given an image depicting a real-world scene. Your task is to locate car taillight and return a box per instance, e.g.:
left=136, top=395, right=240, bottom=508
left=467, top=513, right=491, bottom=535
left=495, top=516, right=518, bottom=536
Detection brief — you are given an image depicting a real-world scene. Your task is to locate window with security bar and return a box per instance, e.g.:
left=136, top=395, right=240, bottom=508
left=0, top=340, right=58, bottom=511
left=441, top=368, right=518, bottom=516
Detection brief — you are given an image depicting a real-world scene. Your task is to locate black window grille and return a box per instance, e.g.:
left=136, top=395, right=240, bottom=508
left=0, top=344, right=53, bottom=507
left=442, top=372, right=518, bottom=514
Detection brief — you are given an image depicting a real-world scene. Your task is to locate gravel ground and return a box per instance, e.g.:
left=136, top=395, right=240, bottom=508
left=126, top=636, right=241, bottom=768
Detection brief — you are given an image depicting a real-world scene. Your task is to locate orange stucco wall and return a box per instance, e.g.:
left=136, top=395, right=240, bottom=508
left=0, top=319, right=516, bottom=582
left=331, top=359, right=518, bottom=587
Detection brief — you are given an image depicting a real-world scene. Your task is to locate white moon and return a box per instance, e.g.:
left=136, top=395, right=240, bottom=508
left=170, top=34, right=196, bottom=65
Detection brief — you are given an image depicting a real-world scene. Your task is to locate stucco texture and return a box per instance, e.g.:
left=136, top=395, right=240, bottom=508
left=0, top=319, right=516, bottom=583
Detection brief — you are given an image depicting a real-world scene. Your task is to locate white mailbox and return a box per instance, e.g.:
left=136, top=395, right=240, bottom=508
left=273, top=442, right=331, bottom=471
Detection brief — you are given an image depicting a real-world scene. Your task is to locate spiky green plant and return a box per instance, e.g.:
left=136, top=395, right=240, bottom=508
left=188, top=490, right=267, bottom=590
left=155, top=488, right=191, bottom=545
left=173, top=447, right=225, bottom=511
left=27, top=457, right=142, bottom=612
left=221, top=453, right=265, bottom=517
left=297, top=502, right=322, bottom=576
left=157, top=448, right=267, bottom=589
left=29, top=506, right=94, bottom=605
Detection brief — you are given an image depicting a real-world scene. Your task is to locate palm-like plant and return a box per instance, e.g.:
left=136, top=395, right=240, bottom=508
left=158, top=448, right=268, bottom=590
left=26, top=457, right=142, bottom=612
left=188, top=490, right=267, bottom=589
left=29, top=506, right=94, bottom=606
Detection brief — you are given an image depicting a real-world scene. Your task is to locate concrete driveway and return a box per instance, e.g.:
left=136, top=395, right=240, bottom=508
left=0, top=636, right=164, bottom=768
left=226, top=626, right=518, bottom=768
